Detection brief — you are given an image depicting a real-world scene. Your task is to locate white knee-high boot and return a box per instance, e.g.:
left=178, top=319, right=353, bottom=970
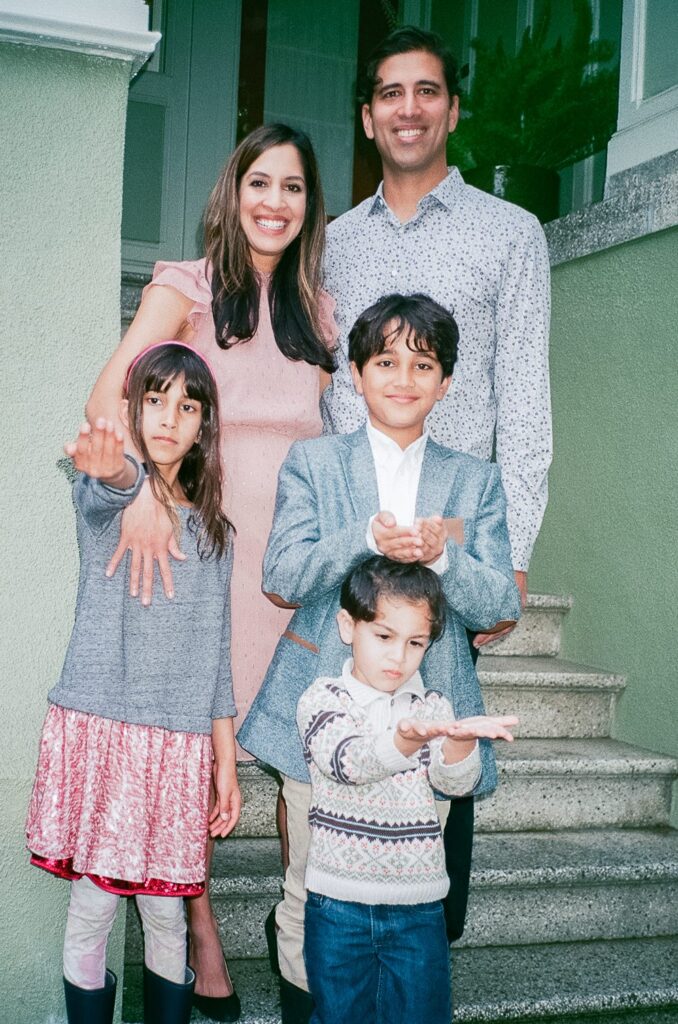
left=63, top=877, right=119, bottom=989
left=135, top=894, right=187, bottom=983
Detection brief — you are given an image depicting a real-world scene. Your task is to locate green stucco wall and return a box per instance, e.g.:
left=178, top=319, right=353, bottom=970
left=0, top=42, right=131, bottom=1022
left=530, top=228, right=678, bottom=797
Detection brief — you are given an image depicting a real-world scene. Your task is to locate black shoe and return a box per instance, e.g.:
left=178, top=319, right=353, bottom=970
left=264, top=906, right=281, bottom=976
left=279, top=976, right=313, bottom=1024
left=192, top=988, right=241, bottom=1023
left=143, top=964, right=195, bottom=1024
left=63, top=969, right=116, bottom=1024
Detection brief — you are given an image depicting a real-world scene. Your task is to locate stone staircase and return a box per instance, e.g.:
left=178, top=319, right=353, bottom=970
left=122, top=595, right=678, bottom=1023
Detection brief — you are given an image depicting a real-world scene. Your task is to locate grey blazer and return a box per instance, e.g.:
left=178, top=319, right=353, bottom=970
left=237, top=427, right=521, bottom=791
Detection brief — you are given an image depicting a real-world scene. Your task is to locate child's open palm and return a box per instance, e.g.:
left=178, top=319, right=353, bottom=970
left=397, top=714, right=519, bottom=745
left=65, top=418, right=129, bottom=487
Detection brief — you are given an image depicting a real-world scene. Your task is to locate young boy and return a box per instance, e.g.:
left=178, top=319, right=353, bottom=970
left=298, top=557, right=517, bottom=1024
left=237, top=293, right=521, bottom=1017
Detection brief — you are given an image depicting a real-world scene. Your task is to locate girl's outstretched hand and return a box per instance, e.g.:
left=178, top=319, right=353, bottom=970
left=209, top=763, right=242, bottom=839
left=65, top=418, right=133, bottom=488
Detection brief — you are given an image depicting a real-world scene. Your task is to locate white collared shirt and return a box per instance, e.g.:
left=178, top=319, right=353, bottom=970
left=340, top=658, right=479, bottom=777
left=365, top=421, right=448, bottom=573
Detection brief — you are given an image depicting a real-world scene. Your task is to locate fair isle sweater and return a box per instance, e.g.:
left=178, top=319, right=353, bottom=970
left=297, top=661, right=481, bottom=906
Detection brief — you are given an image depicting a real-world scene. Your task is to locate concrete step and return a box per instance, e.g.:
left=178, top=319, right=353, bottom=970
left=478, top=593, right=573, bottom=658
left=451, top=936, right=678, bottom=1022
left=478, top=657, right=625, bottom=738
left=122, top=936, right=678, bottom=1023
left=124, top=829, right=678, bottom=962
left=478, top=739, right=678, bottom=832
left=460, top=827, right=678, bottom=948
left=232, top=740, right=678, bottom=839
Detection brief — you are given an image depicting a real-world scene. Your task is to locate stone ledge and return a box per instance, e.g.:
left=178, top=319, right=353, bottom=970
left=545, top=150, right=678, bottom=266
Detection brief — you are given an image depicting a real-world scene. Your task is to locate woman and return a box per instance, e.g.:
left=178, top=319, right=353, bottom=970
left=87, top=123, right=336, bottom=1022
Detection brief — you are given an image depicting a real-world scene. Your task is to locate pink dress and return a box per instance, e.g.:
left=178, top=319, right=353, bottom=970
left=147, top=259, right=337, bottom=757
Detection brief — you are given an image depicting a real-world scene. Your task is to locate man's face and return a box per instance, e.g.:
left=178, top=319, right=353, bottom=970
left=362, top=50, right=459, bottom=177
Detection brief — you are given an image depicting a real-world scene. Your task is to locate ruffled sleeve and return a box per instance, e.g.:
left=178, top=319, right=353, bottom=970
left=143, top=258, right=212, bottom=331
left=317, top=289, right=340, bottom=349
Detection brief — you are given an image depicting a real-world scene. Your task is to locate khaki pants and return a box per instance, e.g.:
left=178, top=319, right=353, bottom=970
left=276, top=775, right=449, bottom=991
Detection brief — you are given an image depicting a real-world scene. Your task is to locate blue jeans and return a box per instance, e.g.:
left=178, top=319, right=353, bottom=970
left=304, top=892, right=451, bottom=1024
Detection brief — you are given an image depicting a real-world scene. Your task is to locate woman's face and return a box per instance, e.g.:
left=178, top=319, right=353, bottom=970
left=238, top=143, right=308, bottom=273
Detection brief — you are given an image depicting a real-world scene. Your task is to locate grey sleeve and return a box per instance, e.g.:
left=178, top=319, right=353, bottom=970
left=73, top=456, right=146, bottom=537
left=263, top=443, right=372, bottom=605
left=212, top=538, right=237, bottom=719
left=439, top=464, right=522, bottom=631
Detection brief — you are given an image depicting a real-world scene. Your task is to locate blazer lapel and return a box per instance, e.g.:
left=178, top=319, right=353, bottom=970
left=339, top=428, right=380, bottom=520
left=415, top=438, right=457, bottom=517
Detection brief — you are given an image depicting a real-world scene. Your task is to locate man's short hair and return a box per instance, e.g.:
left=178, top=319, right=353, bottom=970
left=348, top=293, right=458, bottom=379
left=341, top=556, right=446, bottom=642
left=358, top=25, right=460, bottom=106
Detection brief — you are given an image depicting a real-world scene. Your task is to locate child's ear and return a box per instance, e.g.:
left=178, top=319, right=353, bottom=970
left=436, top=375, right=452, bottom=401
left=119, top=399, right=130, bottom=429
left=336, top=609, right=356, bottom=646
left=349, top=361, right=364, bottom=397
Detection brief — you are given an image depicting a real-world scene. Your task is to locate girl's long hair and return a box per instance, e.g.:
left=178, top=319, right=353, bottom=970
left=204, top=123, right=335, bottom=373
left=125, top=345, right=233, bottom=560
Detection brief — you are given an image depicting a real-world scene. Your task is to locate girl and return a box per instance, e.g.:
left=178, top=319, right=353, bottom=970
left=86, top=123, right=337, bottom=1017
left=26, top=343, right=238, bottom=1024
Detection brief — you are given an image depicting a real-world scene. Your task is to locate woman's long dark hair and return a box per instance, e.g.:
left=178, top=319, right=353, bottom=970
left=125, top=344, right=233, bottom=560
left=204, top=123, right=335, bottom=373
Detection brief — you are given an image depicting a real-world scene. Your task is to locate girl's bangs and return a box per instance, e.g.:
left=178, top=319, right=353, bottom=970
left=132, top=349, right=213, bottom=402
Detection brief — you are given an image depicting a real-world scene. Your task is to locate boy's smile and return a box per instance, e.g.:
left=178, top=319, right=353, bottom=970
left=350, top=325, right=451, bottom=449
left=337, top=596, right=433, bottom=693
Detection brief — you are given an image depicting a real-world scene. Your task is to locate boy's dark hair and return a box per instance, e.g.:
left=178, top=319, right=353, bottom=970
left=358, top=26, right=460, bottom=106
left=348, top=293, right=458, bottom=378
left=341, top=557, right=446, bottom=642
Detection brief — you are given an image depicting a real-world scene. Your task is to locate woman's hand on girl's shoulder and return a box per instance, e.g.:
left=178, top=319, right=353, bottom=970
left=65, top=419, right=135, bottom=489
left=209, top=762, right=241, bottom=839
left=106, top=479, right=186, bottom=605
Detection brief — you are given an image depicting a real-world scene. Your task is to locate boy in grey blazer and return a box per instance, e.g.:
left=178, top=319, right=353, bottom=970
left=237, top=293, right=521, bottom=1015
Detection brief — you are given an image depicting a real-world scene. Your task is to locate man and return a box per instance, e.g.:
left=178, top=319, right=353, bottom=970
left=321, top=23, right=551, bottom=948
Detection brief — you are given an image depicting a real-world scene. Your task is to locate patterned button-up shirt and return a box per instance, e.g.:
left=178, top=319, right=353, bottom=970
left=322, top=168, right=552, bottom=571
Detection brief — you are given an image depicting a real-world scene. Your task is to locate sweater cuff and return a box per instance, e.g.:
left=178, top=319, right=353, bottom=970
left=435, top=740, right=481, bottom=778
left=99, top=454, right=145, bottom=496
left=373, top=731, right=419, bottom=774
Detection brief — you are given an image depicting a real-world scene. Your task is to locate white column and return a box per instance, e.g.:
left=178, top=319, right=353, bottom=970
left=0, top=0, right=160, bottom=76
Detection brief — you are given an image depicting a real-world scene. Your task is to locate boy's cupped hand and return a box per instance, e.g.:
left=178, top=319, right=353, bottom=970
left=373, top=511, right=446, bottom=564
left=373, top=510, right=423, bottom=562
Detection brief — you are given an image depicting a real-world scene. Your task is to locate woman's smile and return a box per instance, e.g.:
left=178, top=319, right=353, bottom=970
left=239, top=143, right=307, bottom=272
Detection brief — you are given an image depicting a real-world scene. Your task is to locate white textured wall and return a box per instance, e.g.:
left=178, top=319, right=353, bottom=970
left=0, top=41, right=130, bottom=1022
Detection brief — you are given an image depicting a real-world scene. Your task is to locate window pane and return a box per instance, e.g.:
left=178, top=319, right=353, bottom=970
left=643, top=0, right=678, bottom=99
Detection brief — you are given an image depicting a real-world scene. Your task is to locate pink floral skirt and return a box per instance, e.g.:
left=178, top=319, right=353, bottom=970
left=26, top=704, right=213, bottom=897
